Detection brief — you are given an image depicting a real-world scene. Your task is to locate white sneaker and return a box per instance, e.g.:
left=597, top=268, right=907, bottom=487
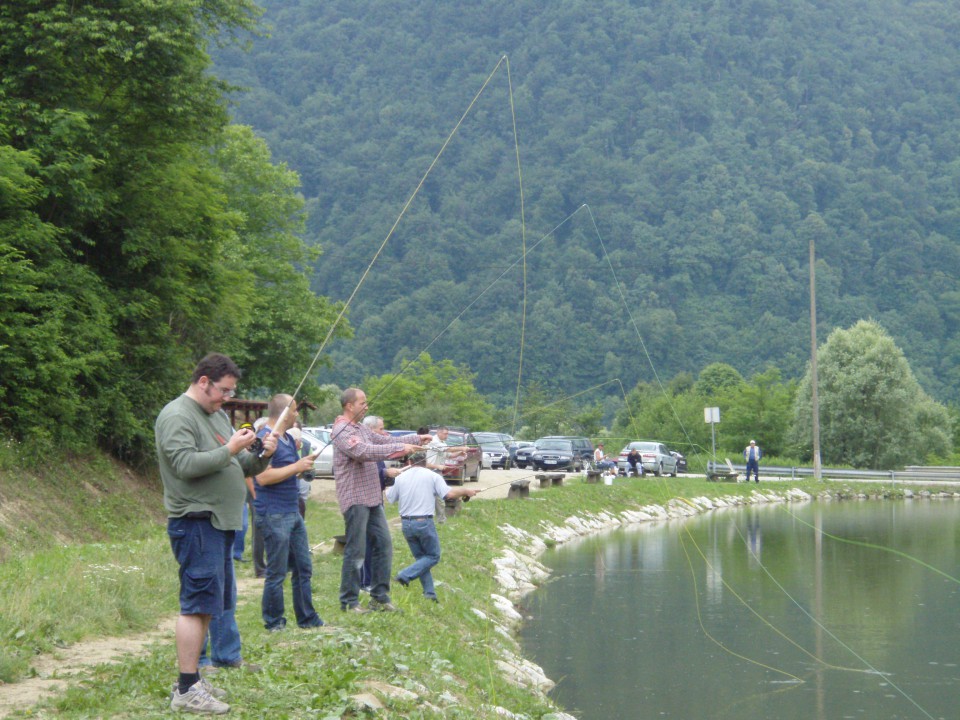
left=171, top=676, right=227, bottom=700
left=170, top=679, right=230, bottom=714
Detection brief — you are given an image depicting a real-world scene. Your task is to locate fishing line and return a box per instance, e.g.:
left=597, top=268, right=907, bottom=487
left=778, top=504, right=960, bottom=585
left=505, top=56, right=529, bottom=439
left=582, top=204, right=705, bottom=469
left=676, top=530, right=806, bottom=683
left=363, top=206, right=588, bottom=410
left=285, top=55, right=512, bottom=406
left=731, top=519, right=937, bottom=719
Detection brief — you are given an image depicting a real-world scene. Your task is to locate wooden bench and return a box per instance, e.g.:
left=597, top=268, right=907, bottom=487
left=584, top=469, right=603, bottom=484
left=508, top=479, right=531, bottom=499
left=706, top=458, right=740, bottom=483
left=535, top=473, right=565, bottom=488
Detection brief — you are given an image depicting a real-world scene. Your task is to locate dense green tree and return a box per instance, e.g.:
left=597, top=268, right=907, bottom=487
left=0, top=1, right=347, bottom=460
left=790, top=320, right=952, bottom=468
left=716, top=367, right=797, bottom=457
left=363, top=353, right=494, bottom=430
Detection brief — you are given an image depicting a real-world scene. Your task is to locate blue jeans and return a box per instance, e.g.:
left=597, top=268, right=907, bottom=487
left=257, top=511, right=323, bottom=630
left=339, top=504, right=392, bottom=608
left=233, top=503, right=248, bottom=560
left=397, top=517, right=441, bottom=600
left=200, top=602, right=242, bottom=667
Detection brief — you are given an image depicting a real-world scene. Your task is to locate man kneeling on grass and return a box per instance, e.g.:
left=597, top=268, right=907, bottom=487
left=386, top=453, right=477, bottom=603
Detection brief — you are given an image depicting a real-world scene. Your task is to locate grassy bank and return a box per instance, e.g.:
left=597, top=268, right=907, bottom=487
left=1, top=455, right=947, bottom=718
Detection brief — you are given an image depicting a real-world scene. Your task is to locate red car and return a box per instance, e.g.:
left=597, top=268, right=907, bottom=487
left=428, top=428, right=483, bottom=484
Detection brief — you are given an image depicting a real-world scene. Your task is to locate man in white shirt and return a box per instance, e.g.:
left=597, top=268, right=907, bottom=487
left=385, top=453, right=476, bottom=602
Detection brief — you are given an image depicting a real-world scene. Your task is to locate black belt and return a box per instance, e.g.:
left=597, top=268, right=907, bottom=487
left=183, top=511, right=212, bottom=520
left=401, top=515, right=433, bottom=520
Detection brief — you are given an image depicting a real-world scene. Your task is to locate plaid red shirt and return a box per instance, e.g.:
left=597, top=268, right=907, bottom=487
left=332, top=414, right=418, bottom=513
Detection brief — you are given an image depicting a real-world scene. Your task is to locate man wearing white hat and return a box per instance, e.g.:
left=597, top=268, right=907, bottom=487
left=743, top=440, right=762, bottom=483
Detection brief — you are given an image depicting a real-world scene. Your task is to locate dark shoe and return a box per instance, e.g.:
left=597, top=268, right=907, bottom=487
left=426, top=596, right=439, bottom=603
left=213, top=660, right=262, bottom=673
left=368, top=599, right=402, bottom=613
left=342, top=603, right=370, bottom=615
left=394, top=575, right=409, bottom=588
left=298, top=619, right=325, bottom=629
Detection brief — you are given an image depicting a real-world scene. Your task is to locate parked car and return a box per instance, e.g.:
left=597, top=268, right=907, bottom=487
left=616, top=441, right=678, bottom=477
left=426, top=428, right=483, bottom=484
left=514, top=441, right=539, bottom=468
left=300, top=426, right=334, bottom=477
left=670, top=450, right=687, bottom=473
left=508, top=440, right=534, bottom=466
left=531, top=437, right=583, bottom=472
left=474, top=432, right=511, bottom=469
left=383, top=429, right=419, bottom=469
left=553, top=435, right=594, bottom=463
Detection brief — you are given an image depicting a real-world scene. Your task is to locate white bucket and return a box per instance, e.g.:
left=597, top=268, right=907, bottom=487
left=603, top=474, right=614, bottom=486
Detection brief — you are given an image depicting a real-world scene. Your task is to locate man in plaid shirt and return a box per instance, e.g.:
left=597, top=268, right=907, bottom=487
left=332, top=387, right=428, bottom=613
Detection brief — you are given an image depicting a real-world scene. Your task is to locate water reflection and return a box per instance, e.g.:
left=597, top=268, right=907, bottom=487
left=520, top=501, right=960, bottom=720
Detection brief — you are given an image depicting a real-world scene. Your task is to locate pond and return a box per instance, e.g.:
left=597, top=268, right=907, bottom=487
left=519, top=499, right=960, bottom=720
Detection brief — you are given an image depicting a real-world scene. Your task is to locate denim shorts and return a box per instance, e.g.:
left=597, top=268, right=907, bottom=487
left=167, top=516, right=236, bottom=616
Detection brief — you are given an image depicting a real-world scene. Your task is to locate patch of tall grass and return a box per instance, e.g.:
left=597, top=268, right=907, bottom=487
left=0, top=536, right=177, bottom=683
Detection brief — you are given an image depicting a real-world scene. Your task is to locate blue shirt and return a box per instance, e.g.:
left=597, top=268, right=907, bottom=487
left=253, top=427, right=300, bottom=514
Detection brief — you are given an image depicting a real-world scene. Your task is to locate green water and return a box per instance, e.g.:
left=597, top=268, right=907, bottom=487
left=520, top=500, right=960, bottom=720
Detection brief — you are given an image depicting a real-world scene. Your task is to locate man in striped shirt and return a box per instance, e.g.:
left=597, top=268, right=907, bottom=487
left=332, top=388, right=428, bottom=613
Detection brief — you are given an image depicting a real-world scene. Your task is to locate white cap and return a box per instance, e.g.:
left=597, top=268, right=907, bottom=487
left=749, top=439, right=756, bottom=444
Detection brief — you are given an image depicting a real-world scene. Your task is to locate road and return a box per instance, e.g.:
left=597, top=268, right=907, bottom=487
left=309, top=465, right=577, bottom=504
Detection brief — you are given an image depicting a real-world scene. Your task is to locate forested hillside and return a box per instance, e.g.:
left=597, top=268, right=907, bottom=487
left=212, top=0, right=960, bottom=405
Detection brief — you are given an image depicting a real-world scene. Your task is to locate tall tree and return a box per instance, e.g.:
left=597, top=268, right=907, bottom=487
left=790, top=320, right=952, bottom=467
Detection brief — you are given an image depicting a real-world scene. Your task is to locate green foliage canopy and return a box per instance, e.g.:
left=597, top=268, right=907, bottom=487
left=791, top=320, right=952, bottom=468
left=0, top=0, right=347, bottom=460
left=363, top=353, right=494, bottom=431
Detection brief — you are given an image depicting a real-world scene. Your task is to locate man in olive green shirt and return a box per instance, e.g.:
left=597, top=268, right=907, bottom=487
left=156, top=353, right=277, bottom=714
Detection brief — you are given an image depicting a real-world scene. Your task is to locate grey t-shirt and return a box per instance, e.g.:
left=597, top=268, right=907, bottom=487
left=385, top=466, right=450, bottom=517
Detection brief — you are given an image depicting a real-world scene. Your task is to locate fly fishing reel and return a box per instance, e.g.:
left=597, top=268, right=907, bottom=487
left=239, top=422, right=264, bottom=455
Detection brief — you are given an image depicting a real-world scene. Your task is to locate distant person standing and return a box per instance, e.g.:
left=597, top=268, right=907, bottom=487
left=332, top=388, right=427, bottom=613
left=359, top=415, right=401, bottom=591
left=254, top=395, right=324, bottom=631
left=425, top=426, right=467, bottom=524
left=386, top=453, right=477, bottom=602
left=743, top=440, right=762, bottom=483
left=155, top=353, right=277, bottom=714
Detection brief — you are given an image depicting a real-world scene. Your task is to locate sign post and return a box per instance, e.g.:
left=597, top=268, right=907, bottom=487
left=704, top=407, right=720, bottom=460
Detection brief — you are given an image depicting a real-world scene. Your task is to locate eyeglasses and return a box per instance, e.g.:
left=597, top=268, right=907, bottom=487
left=208, top=381, right=237, bottom=398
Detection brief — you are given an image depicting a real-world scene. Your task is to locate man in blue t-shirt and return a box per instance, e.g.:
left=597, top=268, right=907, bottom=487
left=254, top=394, right=324, bottom=631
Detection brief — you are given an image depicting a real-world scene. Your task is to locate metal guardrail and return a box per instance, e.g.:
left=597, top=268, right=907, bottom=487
left=706, top=461, right=960, bottom=483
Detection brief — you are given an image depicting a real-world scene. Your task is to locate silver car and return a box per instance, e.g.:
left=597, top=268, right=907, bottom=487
left=616, top=441, right=678, bottom=477
left=301, top=426, right=334, bottom=477
left=474, top=432, right=511, bottom=469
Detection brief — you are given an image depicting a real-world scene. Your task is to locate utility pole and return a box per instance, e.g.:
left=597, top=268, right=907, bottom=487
left=809, top=235, right=822, bottom=480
